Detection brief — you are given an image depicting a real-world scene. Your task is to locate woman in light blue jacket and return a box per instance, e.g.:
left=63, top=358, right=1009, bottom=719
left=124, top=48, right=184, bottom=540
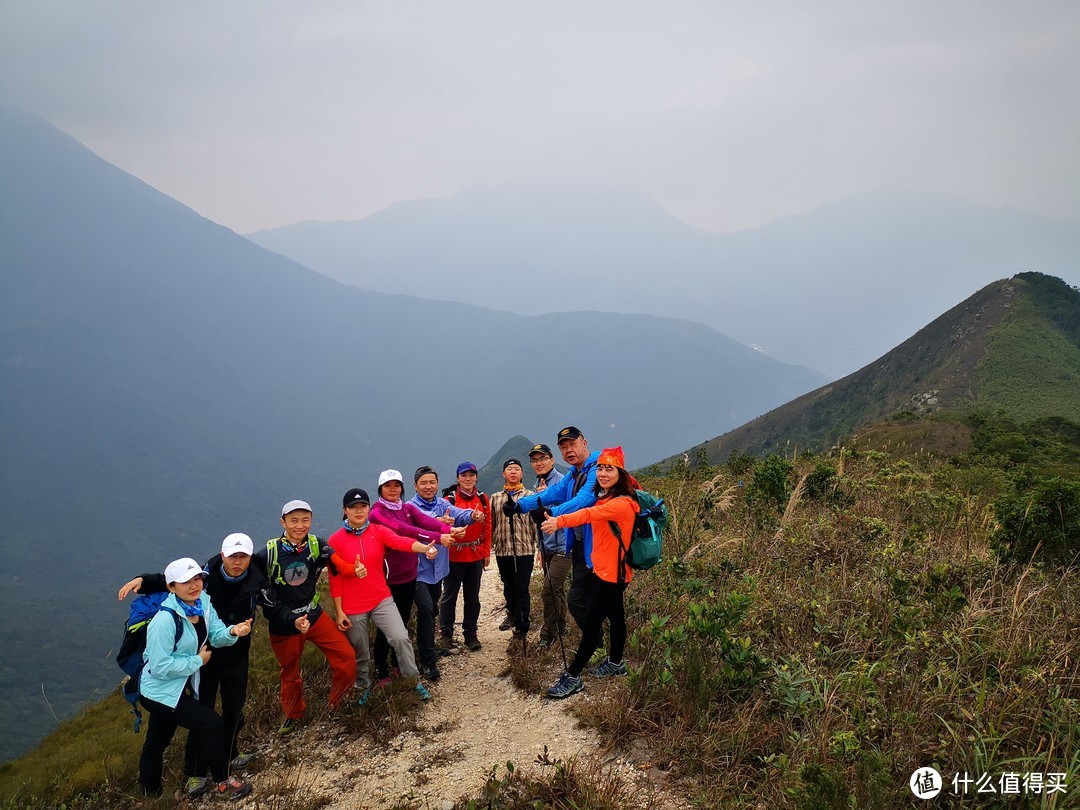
left=138, top=557, right=254, bottom=800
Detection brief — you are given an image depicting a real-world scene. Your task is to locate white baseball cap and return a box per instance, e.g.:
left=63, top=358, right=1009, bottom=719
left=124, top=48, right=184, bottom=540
left=221, top=532, right=254, bottom=556
left=165, top=557, right=210, bottom=584
left=281, top=499, right=312, bottom=517
left=378, top=469, right=404, bottom=489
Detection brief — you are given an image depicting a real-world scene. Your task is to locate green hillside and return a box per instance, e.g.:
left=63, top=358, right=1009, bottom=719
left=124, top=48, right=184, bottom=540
left=672, top=273, right=1080, bottom=465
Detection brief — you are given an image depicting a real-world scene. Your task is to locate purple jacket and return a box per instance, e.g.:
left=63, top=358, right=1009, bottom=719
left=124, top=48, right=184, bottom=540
left=369, top=500, right=447, bottom=585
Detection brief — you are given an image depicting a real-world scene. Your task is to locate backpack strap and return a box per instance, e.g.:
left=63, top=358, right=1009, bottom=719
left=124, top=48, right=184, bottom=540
left=607, top=495, right=636, bottom=585
left=160, top=606, right=185, bottom=650
left=267, top=535, right=321, bottom=586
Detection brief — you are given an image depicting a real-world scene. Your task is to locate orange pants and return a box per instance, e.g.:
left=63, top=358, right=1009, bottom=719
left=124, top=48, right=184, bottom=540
left=269, top=611, right=356, bottom=719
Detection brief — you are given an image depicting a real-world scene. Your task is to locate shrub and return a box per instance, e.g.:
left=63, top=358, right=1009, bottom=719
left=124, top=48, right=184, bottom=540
left=992, top=475, right=1080, bottom=564
left=746, top=455, right=794, bottom=519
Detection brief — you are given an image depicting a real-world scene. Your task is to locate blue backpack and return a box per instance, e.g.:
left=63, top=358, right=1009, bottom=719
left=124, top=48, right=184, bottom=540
left=115, top=592, right=184, bottom=731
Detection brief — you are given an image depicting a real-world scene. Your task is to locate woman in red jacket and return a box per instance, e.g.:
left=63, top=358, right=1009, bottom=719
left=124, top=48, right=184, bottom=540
left=328, top=487, right=441, bottom=704
left=541, top=446, right=639, bottom=699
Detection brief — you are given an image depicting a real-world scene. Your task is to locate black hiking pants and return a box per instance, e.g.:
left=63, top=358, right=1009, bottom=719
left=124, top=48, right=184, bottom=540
left=185, top=655, right=248, bottom=775
left=139, top=692, right=227, bottom=794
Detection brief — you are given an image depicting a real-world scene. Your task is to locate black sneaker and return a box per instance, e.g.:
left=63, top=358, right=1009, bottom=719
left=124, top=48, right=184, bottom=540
left=183, top=776, right=210, bottom=799
left=498, top=616, right=514, bottom=631
left=546, top=671, right=584, bottom=699
left=422, top=663, right=441, bottom=681
left=464, top=633, right=482, bottom=651
left=230, top=752, right=256, bottom=769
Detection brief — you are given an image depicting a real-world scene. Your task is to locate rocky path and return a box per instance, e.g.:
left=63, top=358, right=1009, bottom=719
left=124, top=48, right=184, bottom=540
left=251, top=569, right=674, bottom=809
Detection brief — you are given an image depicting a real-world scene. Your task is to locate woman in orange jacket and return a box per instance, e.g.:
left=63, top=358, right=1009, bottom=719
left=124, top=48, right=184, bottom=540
left=540, top=446, right=639, bottom=699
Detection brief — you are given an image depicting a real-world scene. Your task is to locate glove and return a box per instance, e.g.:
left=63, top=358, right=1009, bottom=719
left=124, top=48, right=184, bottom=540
left=502, top=498, right=522, bottom=517
left=529, top=507, right=546, bottom=527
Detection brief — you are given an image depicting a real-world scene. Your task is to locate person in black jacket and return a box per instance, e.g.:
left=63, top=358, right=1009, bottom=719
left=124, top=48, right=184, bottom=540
left=118, top=533, right=269, bottom=796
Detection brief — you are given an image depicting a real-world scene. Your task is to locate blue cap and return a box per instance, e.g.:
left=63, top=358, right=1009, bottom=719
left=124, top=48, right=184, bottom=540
left=456, top=461, right=478, bottom=476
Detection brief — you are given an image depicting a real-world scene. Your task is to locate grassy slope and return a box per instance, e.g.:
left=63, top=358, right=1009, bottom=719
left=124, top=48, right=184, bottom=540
left=2, top=434, right=1079, bottom=808
left=975, top=295, right=1080, bottom=422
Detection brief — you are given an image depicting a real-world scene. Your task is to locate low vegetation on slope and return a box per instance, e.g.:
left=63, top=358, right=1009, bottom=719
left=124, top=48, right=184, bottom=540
left=2, top=414, right=1078, bottom=808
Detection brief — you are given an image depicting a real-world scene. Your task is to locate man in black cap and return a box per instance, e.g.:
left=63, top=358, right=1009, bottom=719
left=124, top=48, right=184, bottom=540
left=507, top=427, right=600, bottom=631
left=529, top=444, right=570, bottom=647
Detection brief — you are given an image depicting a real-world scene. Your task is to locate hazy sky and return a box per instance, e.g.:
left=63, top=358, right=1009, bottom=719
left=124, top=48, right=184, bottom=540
left=2, top=1, right=1078, bottom=234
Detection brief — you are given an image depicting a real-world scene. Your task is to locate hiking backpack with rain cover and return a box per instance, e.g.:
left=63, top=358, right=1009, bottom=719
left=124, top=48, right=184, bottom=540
left=115, top=592, right=184, bottom=731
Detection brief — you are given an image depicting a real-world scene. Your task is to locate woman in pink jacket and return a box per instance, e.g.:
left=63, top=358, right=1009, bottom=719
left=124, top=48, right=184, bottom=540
left=368, top=469, right=463, bottom=682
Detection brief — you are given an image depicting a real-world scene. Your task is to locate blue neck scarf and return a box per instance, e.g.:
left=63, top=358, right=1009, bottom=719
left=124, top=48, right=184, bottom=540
left=343, top=519, right=370, bottom=535
left=220, top=568, right=248, bottom=583
left=413, top=494, right=441, bottom=512
left=176, top=596, right=204, bottom=617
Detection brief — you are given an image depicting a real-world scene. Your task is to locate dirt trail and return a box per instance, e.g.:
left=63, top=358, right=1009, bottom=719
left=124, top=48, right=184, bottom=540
left=254, top=569, right=670, bottom=809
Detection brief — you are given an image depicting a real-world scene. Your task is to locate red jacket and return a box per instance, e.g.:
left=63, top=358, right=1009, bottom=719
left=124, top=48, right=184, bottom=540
left=327, top=524, right=418, bottom=614
left=445, top=487, right=492, bottom=563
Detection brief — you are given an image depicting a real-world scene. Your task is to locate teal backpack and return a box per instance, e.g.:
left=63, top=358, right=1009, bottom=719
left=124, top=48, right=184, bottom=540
left=610, top=490, right=668, bottom=578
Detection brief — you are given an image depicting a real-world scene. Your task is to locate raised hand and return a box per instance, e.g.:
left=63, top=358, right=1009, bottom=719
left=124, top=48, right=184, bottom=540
left=117, top=577, right=143, bottom=600
left=231, top=618, right=254, bottom=638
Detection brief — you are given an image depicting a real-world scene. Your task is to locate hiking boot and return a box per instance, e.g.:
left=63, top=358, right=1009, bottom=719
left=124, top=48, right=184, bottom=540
left=414, top=682, right=432, bottom=701
left=546, top=671, right=584, bottom=699
left=357, top=688, right=372, bottom=707
left=278, top=717, right=300, bottom=735
left=214, top=775, right=253, bottom=801
left=438, top=633, right=458, bottom=649
left=498, top=616, right=515, bottom=631
left=230, top=752, right=256, bottom=769
left=184, top=776, right=210, bottom=799
left=464, top=633, right=482, bottom=651
left=512, top=625, right=529, bottom=639
left=421, top=663, right=441, bottom=681
left=588, top=657, right=628, bottom=678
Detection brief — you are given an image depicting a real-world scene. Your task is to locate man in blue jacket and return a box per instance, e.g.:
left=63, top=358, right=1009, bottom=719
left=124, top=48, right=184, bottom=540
left=506, top=426, right=599, bottom=630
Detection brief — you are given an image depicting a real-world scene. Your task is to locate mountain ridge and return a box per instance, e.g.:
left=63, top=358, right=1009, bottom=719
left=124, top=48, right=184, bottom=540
left=247, top=186, right=1080, bottom=377
left=666, top=272, right=1080, bottom=465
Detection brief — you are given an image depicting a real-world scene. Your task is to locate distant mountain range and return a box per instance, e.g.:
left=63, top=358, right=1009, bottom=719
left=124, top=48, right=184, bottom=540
left=0, top=110, right=822, bottom=761
left=246, top=187, right=1080, bottom=378
left=668, top=272, right=1080, bottom=464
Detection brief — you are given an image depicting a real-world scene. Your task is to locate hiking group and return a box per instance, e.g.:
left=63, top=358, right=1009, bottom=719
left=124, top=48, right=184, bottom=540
left=117, top=426, right=661, bottom=801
